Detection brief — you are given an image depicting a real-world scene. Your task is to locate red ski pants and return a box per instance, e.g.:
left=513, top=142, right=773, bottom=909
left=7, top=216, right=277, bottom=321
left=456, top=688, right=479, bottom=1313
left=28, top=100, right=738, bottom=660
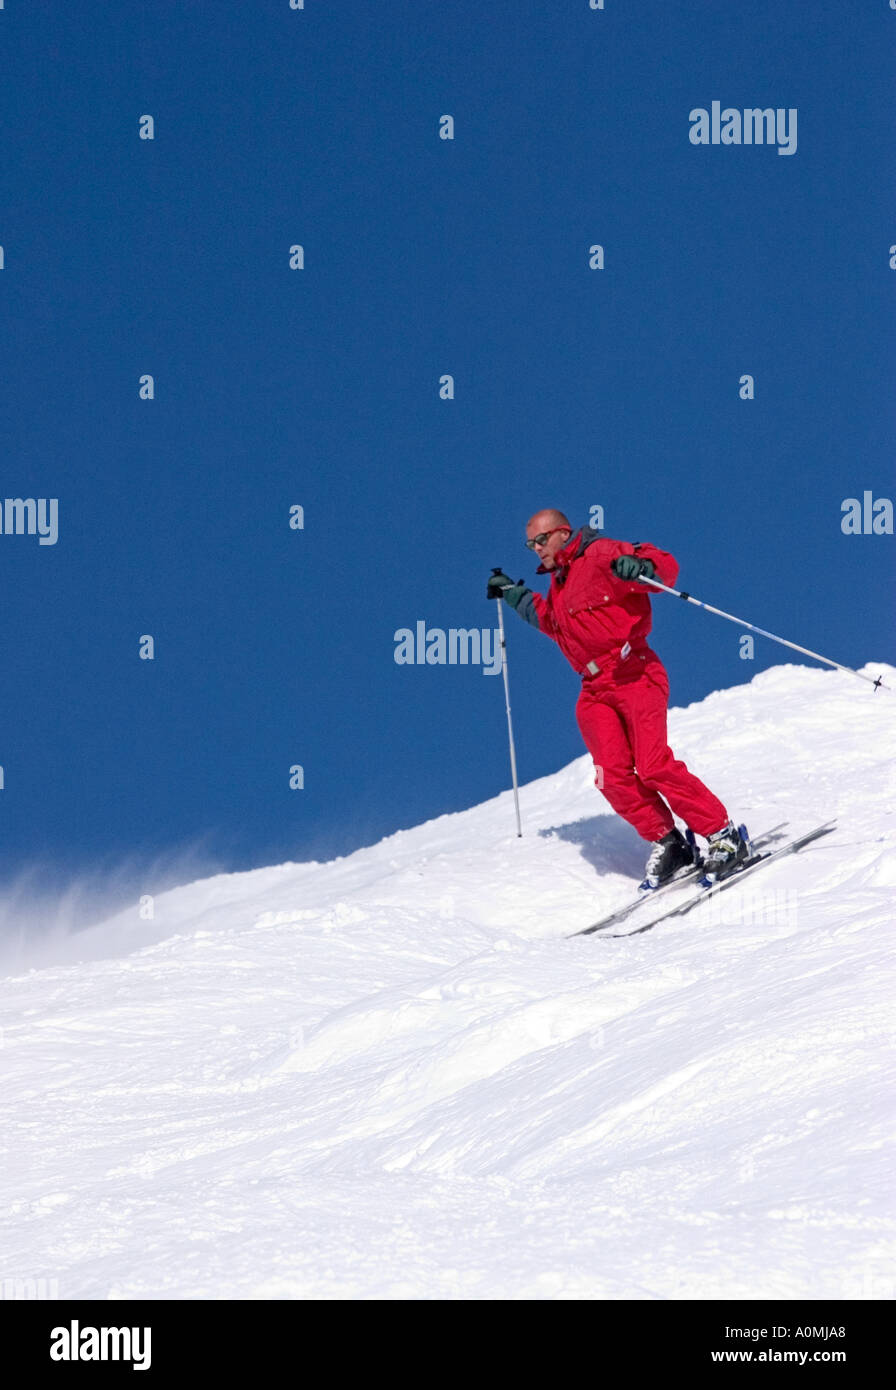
left=575, top=648, right=728, bottom=842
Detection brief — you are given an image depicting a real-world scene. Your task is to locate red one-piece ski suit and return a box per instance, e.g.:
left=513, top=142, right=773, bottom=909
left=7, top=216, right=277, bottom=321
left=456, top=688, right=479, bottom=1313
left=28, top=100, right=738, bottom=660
left=517, top=527, right=728, bottom=841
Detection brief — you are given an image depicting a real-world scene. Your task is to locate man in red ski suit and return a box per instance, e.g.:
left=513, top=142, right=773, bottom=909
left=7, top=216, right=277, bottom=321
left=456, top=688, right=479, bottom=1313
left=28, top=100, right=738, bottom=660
left=488, top=510, right=745, bottom=885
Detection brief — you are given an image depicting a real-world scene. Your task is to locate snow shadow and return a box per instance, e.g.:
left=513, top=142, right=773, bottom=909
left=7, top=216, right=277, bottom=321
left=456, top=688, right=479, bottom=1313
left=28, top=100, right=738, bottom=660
left=539, top=815, right=646, bottom=878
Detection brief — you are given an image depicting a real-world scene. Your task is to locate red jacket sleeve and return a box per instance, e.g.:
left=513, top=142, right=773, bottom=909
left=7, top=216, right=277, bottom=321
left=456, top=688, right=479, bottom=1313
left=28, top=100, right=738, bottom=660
left=529, top=588, right=560, bottom=640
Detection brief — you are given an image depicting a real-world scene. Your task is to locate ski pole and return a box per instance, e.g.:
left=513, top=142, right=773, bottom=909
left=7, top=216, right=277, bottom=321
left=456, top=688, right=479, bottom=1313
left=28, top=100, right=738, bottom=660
left=638, top=574, right=892, bottom=692
left=490, top=568, right=523, bottom=835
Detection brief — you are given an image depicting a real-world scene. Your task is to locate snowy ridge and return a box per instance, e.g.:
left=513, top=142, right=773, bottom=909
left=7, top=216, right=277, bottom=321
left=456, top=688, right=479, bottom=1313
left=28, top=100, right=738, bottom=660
left=1, top=663, right=894, bottom=1299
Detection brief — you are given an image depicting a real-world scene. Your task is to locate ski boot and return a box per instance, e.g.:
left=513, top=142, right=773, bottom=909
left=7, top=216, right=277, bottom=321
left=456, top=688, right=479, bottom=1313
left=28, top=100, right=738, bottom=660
left=700, top=822, right=750, bottom=885
left=640, top=827, right=695, bottom=891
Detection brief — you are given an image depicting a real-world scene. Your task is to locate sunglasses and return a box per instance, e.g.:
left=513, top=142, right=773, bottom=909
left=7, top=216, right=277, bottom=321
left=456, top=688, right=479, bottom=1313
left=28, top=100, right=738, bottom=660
left=525, top=527, right=569, bottom=550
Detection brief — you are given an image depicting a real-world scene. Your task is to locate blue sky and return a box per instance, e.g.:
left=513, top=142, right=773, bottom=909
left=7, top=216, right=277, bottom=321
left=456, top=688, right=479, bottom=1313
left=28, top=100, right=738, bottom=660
left=0, top=0, right=892, bottom=897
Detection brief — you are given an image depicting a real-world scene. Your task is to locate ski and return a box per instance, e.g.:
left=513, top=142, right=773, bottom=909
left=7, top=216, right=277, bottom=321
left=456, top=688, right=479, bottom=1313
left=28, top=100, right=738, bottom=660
left=597, top=820, right=837, bottom=938
left=570, top=822, right=789, bottom=937
left=570, top=822, right=784, bottom=937
left=570, top=860, right=705, bottom=938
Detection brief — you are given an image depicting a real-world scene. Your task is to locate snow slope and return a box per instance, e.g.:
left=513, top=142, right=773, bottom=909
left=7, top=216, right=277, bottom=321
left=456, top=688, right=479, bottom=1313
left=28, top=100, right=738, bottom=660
left=1, top=663, right=894, bottom=1300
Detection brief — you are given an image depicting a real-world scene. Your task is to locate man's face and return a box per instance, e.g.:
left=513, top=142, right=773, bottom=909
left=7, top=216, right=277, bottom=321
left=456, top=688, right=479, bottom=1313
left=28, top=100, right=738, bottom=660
left=526, top=519, right=571, bottom=570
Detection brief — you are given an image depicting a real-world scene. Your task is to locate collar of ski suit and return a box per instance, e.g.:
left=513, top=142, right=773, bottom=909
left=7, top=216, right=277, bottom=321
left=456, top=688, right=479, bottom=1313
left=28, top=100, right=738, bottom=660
left=536, top=525, right=602, bottom=579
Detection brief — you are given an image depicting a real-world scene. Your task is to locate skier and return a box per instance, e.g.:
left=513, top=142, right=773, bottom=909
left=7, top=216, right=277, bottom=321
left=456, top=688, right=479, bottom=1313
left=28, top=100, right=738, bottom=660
left=487, top=510, right=748, bottom=886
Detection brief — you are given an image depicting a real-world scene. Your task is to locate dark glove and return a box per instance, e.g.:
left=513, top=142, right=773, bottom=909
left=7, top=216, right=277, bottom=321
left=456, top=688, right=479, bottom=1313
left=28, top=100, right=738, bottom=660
left=486, top=570, right=515, bottom=599
left=612, top=554, right=655, bottom=582
left=487, top=569, right=529, bottom=610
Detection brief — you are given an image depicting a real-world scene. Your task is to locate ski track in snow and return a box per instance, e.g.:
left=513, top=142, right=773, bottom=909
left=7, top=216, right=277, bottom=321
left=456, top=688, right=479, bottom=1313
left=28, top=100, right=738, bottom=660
left=1, top=664, right=894, bottom=1300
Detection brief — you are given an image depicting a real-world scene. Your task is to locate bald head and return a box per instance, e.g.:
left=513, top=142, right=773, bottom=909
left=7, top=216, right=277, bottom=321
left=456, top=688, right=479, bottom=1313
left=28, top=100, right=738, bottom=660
left=527, top=508, right=571, bottom=534
left=525, top=509, right=574, bottom=569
